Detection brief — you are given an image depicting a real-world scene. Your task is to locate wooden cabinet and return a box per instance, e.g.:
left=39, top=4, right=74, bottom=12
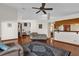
left=53, top=40, right=79, bottom=56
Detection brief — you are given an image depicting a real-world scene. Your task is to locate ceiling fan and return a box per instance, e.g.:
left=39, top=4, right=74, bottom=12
left=32, top=3, right=53, bottom=14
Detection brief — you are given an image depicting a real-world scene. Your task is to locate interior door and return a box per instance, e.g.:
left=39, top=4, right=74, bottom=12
left=18, top=23, right=22, bottom=37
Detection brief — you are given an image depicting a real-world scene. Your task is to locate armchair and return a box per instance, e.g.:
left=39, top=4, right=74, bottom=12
left=0, top=42, right=23, bottom=56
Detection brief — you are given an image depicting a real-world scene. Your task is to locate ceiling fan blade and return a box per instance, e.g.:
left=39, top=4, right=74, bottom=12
left=32, top=7, right=40, bottom=9
left=44, top=8, right=53, bottom=10
left=42, top=10, right=46, bottom=14
left=41, top=3, right=46, bottom=8
left=36, top=10, right=41, bottom=14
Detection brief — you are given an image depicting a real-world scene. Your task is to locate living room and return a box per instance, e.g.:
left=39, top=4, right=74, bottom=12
left=0, top=3, right=79, bottom=56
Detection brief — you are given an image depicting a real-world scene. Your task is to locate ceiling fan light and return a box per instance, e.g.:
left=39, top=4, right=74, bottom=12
left=32, top=3, right=53, bottom=14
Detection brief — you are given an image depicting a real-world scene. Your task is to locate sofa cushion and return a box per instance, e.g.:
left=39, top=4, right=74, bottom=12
left=30, top=34, right=47, bottom=40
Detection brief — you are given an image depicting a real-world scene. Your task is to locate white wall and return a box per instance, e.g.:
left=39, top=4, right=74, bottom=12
left=71, top=24, right=79, bottom=31
left=21, top=22, right=31, bottom=35
left=1, top=21, right=18, bottom=40
left=54, top=32, right=79, bottom=45
left=0, top=4, right=17, bottom=21
left=58, top=25, right=64, bottom=31
left=30, top=20, right=37, bottom=32
left=18, top=20, right=35, bottom=34
left=50, top=13, right=79, bottom=23
left=0, top=4, right=17, bottom=37
left=18, top=19, right=49, bottom=37
left=31, top=20, right=48, bottom=36
left=56, top=24, right=79, bottom=31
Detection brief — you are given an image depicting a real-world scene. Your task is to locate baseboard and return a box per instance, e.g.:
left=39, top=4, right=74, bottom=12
left=1, top=38, right=18, bottom=44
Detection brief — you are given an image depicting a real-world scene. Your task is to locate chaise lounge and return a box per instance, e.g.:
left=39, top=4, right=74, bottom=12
left=0, top=40, right=23, bottom=56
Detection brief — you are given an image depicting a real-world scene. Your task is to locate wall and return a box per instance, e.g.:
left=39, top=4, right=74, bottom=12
left=0, top=4, right=17, bottom=21
left=31, top=20, right=48, bottom=37
left=0, top=4, right=17, bottom=37
left=51, top=13, right=79, bottom=22
left=54, top=18, right=79, bottom=29
left=56, top=24, right=79, bottom=31
left=18, top=19, right=49, bottom=37
left=1, top=21, right=18, bottom=40
left=54, top=32, right=79, bottom=45
left=18, top=20, right=35, bottom=34
left=71, top=24, right=79, bottom=31
left=58, top=25, right=64, bottom=31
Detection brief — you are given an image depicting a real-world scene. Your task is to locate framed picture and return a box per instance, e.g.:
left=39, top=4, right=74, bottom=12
left=39, top=24, right=42, bottom=29
left=24, top=23, right=27, bottom=26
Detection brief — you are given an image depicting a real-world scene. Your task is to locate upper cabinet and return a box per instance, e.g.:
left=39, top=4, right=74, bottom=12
left=54, top=18, right=79, bottom=32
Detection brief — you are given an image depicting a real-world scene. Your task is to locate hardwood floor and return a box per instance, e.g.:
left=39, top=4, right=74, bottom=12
left=18, top=35, right=31, bottom=45
left=18, top=35, right=51, bottom=45
left=18, top=35, right=79, bottom=56
left=53, top=40, right=79, bottom=56
left=2, top=39, right=18, bottom=44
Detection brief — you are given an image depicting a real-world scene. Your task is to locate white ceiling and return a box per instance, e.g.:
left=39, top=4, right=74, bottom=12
left=2, top=3, right=79, bottom=20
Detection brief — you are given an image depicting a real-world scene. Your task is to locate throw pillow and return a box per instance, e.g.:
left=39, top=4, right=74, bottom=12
left=0, top=43, right=10, bottom=51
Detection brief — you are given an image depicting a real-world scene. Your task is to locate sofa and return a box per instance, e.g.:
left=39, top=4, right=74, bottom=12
left=30, top=33, right=47, bottom=40
left=22, top=41, right=70, bottom=56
